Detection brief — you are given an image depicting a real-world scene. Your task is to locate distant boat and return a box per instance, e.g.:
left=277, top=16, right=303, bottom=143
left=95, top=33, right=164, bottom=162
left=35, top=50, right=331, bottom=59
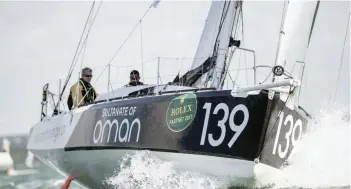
left=0, top=138, right=13, bottom=173
left=27, top=0, right=320, bottom=188
left=0, top=134, right=39, bottom=175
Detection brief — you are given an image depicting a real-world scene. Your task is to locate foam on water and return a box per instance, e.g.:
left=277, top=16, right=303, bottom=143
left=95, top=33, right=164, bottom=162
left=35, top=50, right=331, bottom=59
left=274, top=109, right=351, bottom=188
left=105, top=109, right=350, bottom=189
left=104, top=151, right=229, bottom=189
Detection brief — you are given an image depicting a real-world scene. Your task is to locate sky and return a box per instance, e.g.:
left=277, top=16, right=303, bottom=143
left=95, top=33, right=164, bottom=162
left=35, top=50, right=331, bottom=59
left=0, top=0, right=349, bottom=135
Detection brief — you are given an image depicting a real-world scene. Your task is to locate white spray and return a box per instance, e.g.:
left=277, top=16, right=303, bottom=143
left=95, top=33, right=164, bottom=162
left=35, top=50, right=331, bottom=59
left=273, top=109, right=351, bottom=188
left=105, top=151, right=229, bottom=189
left=105, top=109, right=350, bottom=189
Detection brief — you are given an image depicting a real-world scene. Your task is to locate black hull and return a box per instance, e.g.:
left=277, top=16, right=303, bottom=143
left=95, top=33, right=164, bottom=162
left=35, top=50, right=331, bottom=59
left=65, top=90, right=270, bottom=161
left=28, top=89, right=309, bottom=188
left=259, top=92, right=308, bottom=168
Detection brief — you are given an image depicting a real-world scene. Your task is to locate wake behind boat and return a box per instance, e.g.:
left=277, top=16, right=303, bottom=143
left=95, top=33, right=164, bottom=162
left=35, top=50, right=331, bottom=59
left=27, top=0, right=319, bottom=188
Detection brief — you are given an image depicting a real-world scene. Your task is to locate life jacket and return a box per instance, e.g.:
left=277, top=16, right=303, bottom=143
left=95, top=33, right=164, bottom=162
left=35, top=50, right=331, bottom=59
left=67, top=79, right=97, bottom=110
left=79, top=79, right=97, bottom=104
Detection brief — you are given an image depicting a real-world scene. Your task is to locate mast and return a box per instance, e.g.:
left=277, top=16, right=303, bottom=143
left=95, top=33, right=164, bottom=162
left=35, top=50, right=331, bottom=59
left=209, top=1, right=241, bottom=89
left=188, top=1, right=241, bottom=89
left=272, top=1, right=289, bottom=71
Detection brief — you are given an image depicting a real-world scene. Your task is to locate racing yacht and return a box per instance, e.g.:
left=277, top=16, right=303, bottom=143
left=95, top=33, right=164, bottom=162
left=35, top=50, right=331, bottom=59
left=27, top=0, right=319, bottom=188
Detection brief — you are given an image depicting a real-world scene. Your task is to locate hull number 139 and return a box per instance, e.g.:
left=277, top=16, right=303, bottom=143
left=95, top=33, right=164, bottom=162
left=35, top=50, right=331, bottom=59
left=272, top=111, right=303, bottom=159
left=200, top=103, right=249, bottom=148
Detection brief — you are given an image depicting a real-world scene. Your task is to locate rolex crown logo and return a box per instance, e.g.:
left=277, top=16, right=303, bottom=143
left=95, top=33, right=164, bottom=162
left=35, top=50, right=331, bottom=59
left=180, top=96, right=185, bottom=104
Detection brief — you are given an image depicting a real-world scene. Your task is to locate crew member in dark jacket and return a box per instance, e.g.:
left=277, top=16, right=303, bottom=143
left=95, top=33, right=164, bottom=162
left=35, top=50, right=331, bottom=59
left=125, top=70, right=144, bottom=87
left=67, top=67, right=98, bottom=110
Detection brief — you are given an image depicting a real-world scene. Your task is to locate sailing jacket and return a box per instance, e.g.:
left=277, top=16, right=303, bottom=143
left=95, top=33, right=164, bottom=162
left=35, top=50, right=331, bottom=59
left=67, top=78, right=98, bottom=110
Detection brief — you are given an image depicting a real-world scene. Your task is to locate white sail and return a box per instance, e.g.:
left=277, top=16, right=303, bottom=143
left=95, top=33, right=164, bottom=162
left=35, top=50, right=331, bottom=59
left=190, top=1, right=224, bottom=70
left=210, top=1, right=241, bottom=89
left=270, top=0, right=320, bottom=107
left=190, top=1, right=241, bottom=89
left=274, top=0, right=319, bottom=82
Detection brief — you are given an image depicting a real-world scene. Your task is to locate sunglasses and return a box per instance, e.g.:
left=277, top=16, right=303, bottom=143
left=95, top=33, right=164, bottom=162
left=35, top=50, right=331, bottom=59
left=84, top=75, right=93, bottom=78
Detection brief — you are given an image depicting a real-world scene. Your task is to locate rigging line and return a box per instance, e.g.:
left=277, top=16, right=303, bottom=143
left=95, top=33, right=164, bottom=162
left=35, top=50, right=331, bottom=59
left=106, top=3, right=154, bottom=66
left=140, top=20, right=144, bottom=76
left=61, top=1, right=96, bottom=91
left=260, top=70, right=272, bottom=84
left=65, top=1, right=103, bottom=100
left=56, top=1, right=103, bottom=111
left=333, top=13, right=350, bottom=103
left=220, top=43, right=236, bottom=88
left=79, top=6, right=96, bottom=72
left=74, top=64, right=109, bottom=110
left=258, top=86, right=296, bottom=158
left=204, top=1, right=231, bottom=86
left=231, top=7, right=243, bottom=84
left=67, top=1, right=96, bottom=75
left=206, top=1, right=226, bottom=60
left=79, top=39, right=89, bottom=76
left=58, top=1, right=101, bottom=104
left=239, top=6, right=248, bottom=86
left=233, top=47, right=243, bottom=83
left=307, top=0, right=320, bottom=47
left=157, top=56, right=208, bottom=60
left=220, top=4, right=242, bottom=89
left=69, top=1, right=103, bottom=79
left=229, top=8, right=243, bottom=84
left=109, top=80, right=115, bottom=96
left=208, top=0, right=230, bottom=67
left=109, top=57, right=157, bottom=68
left=273, top=0, right=288, bottom=68
left=221, top=2, right=240, bottom=88
left=228, top=72, right=240, bottom=88
left=79, top=13, right=95, bottom=73
left=71, top=2, right=102, bottom=69
left=213, top=1, right=231, bottom=54
left=233, top=3, right=242, bottom=39
left=77, top=5, right=98, bottom=84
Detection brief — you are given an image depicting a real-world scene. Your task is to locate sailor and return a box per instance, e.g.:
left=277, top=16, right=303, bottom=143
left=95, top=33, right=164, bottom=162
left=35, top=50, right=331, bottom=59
left=67, top=67, right=98, bottom=110
left=125, top=70, right=144, bottom=87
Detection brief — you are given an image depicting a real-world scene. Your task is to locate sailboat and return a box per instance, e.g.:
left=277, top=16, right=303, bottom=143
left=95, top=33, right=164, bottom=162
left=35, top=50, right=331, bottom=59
left=27, top=0, right=320, bottom=188
left=0, top=137, right=13, bottom=173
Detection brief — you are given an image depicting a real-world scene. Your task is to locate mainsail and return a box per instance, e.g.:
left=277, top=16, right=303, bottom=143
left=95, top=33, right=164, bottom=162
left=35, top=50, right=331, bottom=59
left=190, top=1, right=223, bottom=70
left=179, top=0, right=320, bottom=94
left=178, top=1, right=242, bottom=89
